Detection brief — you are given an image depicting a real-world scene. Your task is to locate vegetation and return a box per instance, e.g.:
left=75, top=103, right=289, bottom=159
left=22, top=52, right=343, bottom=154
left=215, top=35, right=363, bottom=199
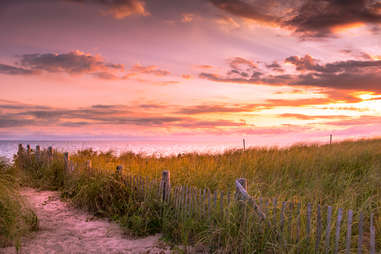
left=0, top=160, right=38, bottom=249
left=15, top=138, right=381, bottom=253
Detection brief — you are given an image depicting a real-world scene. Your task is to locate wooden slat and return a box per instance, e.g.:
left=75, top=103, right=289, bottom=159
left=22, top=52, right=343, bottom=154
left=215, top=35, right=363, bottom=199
left=357, top=211, right=363, bottom=254
left=315, top=204, right=322, bottom=253
left=202, top=188, right=206, bottom=217
left=296, top=202, right=301, bottom=244
left=213, top=191, right=217, bottom=212
left=179, top=186, right=183, bottom=211
left=280, top=201, right=286, bottom=233
left=345, top=209, right=353, bottom=254
left=188, top=187, right=192, bottom=214
left=220, top=191, right=224, bottom=218
left=183, top=186, right=187, bottom=213
left=174, top=187, right=178, bottom=209
left=207, top=189, right=211, bottom=218
left=264, top=199, right=269, bottom=218
left=334, top=208, right=343, bottom=254
left=307, top=203, right=312, bottom=238
left=288, top=202, right=293, bottom=239
left=370, top=213, right=375, bottom=254
left=259, top=197, right=263, bottom=211
left=272, top=198, right=277, bottom=225
left=198, top=189, right=202, bottom=216
left=325, top=206, right=333, bottom=254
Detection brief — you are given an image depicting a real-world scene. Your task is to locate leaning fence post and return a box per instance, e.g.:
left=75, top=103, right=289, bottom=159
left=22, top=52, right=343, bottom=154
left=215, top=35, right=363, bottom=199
left=235, top=178, right=247, bottom=200
left=161, top=170, right=170, bottom=202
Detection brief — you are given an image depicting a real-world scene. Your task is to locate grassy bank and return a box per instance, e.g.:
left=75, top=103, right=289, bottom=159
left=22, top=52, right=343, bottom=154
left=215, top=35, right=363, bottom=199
left=0, top=160, right=38, bottom=249
left=15, top=138, right=381, bottom=253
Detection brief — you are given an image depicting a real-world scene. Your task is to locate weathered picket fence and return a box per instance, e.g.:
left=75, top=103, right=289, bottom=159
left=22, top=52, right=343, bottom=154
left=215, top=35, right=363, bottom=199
left=17, top=144, right=379, bottom=253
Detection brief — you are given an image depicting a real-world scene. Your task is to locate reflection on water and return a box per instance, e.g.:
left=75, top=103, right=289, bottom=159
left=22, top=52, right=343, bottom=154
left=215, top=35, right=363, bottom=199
left=0, top=140, right=242, bottom=161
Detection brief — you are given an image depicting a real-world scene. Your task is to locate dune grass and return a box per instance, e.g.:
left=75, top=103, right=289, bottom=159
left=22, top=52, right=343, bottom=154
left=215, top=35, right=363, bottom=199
left=15, top=138, right=381, bottom=253
left=0, top=160, right=38, bottom=249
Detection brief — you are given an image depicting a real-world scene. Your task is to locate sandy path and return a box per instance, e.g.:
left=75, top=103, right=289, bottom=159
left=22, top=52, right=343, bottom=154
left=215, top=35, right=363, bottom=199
left=0, top=188, right=170, bottom=254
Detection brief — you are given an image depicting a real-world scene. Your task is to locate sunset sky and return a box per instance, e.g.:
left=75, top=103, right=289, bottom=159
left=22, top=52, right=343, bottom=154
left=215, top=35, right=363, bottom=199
left=1, top=0, right=381, bottom=145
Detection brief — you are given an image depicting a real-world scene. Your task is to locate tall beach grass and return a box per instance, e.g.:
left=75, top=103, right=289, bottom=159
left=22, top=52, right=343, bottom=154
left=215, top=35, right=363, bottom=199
left=15, top=138, right=381, bottom=253
left=0, top=160, right=38, bottom=249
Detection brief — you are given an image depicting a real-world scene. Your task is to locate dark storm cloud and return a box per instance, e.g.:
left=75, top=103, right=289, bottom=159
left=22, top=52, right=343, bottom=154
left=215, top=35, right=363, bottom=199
left=285, top=0, right=381, bottom=37
left=209, top=0, right=381, bottom=37
left=200, top=55, right=381, bottom=92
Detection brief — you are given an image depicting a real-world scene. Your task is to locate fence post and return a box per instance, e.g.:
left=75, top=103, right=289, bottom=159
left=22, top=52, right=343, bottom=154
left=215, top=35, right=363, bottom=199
left=116, top=165, right=122, bottom=174
left=17, top=144, right=23, bottom=156
left=64, top=152, right=69, bottom=172
left=235, top=178, right=247, bottom=200
left=161, top=170, right=170, bottom=202
left=47, top=146, right=53, bottom=164
left=26, top=144, right=31, bottom=159
left=35, top=145, right=40, bottom=162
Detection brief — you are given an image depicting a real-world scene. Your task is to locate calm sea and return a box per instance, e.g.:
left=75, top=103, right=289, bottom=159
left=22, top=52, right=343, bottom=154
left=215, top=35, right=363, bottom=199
left=0, top=140, right=240, bottom=162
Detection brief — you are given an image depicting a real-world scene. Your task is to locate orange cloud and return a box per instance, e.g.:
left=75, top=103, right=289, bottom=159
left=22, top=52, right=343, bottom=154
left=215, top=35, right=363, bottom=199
left=67, top=0, right=150, bottom=19
left=181, top=13, right=194, bottom=23
left=130, top=64, right=170, bottom=76
left=279, top=113, right=351, bottom=120
left=181, top=74, right=193, bottom=79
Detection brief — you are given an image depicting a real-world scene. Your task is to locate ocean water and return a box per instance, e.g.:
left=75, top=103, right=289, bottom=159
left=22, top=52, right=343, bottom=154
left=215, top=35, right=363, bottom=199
left=0, top=140, right=241, bottom=161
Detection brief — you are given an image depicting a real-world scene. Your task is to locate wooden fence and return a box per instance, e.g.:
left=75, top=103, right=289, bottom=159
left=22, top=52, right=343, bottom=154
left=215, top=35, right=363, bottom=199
left=17, top=144, right=379, bottom=253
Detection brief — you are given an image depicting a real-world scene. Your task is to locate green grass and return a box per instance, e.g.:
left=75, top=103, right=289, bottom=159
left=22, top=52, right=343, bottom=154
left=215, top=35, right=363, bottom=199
left=0, top=160, right=38, bottom=249
left=15, top=138, right=381, bottom=253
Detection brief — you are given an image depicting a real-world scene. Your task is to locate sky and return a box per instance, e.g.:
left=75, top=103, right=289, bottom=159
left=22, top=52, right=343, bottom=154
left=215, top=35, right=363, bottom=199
left=1, top=0, right=381, bottom=146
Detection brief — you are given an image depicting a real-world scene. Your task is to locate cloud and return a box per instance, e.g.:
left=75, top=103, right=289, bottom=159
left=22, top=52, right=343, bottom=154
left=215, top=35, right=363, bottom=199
left=194, top=65, right=214, bottom=69
left=181, top=13, right=194, bottom=23
left=215, top=15, right=241, bottom=29
left=181, top=74, right=193, bottom=79
left=229, top=56, right=257, bottom=70
left=176, top=103, right=261, bottom=114
left=0, top=101, right=246, bottom=130
left=0, top=51, right=174, bottom=81
left=284, top=55, right=318, bottom=71
left=130, top=64, right=170, bottom=76
left=209, top=0, right=280, bottom=25
left=266, top=61, right=284, bottom=72
left=323, top=115, right=381, bottom=126
left=209, top=0, right=381, bottom=37
left=0, top=64, right=38, bottom=76
left=66, top=0, right=149, bottom=19
left=279, top=113, right=351, bottom=120
left=285, top=0, right=381, bottom=37
left=200, top=54, right=381, bottom=93
left=19, top=50, right=124, bottom=74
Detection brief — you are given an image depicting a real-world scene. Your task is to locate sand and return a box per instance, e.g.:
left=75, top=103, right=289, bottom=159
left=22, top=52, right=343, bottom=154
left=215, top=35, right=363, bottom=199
left=0, top=188, right=170, bottom=254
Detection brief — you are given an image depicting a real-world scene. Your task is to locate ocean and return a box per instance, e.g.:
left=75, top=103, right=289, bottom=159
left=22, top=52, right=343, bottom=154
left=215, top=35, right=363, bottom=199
left=0, top=140, right=241, bottom=161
